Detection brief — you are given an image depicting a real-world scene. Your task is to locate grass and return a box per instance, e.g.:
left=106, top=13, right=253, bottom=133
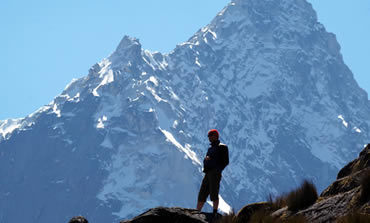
left=249, top=209, right=276, bottom=223
left=215, top=211, right=237, bottom=223
left=336, top=212, right=370, bottom=223
left=248, top=209, right=307, bottom=223
left=286, top=180, right=318, bottom=212
left=267, top=193, right=287, bottom=211
left=213, top=210, right=306, bottom=223
left=266, top=180, right=318, bottom=213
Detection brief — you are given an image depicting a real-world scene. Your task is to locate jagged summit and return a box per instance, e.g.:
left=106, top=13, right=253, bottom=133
left=189, top=0, right=320, bottom=43
left=116, top=35, right=141, bottom=50
left=1, top=0, right=370, bottom=222
left=112, top=35, right=142, bottom=60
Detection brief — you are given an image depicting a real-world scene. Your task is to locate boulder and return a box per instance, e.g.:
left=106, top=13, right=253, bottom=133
left=266, top=144, right=370, bottom=222
left=337, top=144, right=370, bottom=179
left=298, top=188, right=359, bottom=223
left=120, top=207, right=217, bottom=223
left=320, top=168, right=369, bottom=197
left=235, top=202, right=272, bottom=223
left=321, top=144, right=370, bottom=197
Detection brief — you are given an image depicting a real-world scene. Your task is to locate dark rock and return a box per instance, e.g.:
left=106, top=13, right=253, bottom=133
left=361, top=203, right=370, bottom=214
left=269, top=144, right=370, bottom=222
left=321, top=145, right=370, bottom=198
left=120, top=207, right=217, bottom=223
left=296, top=145, right=370, bottom=222
left=235, top=202, right=272, bottom=223
left=337, top=144, right=370, bottom=179
left=298, top=188, right=358, bottom=223
left=321, top=168, right=369, bottom=197
left=271, top=207, right=289, bottom=219
left=68, top=216, right=89, bottom=223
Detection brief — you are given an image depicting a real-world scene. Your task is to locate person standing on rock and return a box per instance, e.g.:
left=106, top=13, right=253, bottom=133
left=196, top=129, right=229, bottom=214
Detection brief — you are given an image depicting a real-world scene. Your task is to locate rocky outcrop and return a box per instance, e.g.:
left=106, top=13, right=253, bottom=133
left=270, top=144, right=370, bottom=223
left=235, top=202, right=272, bottom=223
left=298, top=188, right=359, bottom=223
left=337, top=144, right=370, bottom=179
left=320, top=167, right=369, bottom=198
left=120, top=207, right=219, bottom=223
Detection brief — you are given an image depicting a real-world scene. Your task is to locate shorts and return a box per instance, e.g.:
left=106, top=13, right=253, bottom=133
left=197, top=169, right=222, bottom=202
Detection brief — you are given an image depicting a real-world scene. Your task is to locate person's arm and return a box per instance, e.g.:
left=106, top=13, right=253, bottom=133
left=222, top=146, right=229, bottom=170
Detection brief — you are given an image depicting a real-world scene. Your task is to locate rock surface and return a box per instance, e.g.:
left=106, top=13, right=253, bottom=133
left=120, top=207, right=218, bottom=223
left=270, top=144, right=370, bottom=222
left=236, top=202, right=272, bottom=223
left=337, top=144, right=370, bottom=179
left=298, top=188, right=358, bottom=223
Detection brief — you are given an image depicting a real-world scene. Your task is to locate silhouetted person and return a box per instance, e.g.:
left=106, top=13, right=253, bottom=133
left=196, top=129, right=229, bottom=214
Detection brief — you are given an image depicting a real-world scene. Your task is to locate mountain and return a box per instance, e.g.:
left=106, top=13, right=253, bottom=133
left=1, top=0, right=370, bottom=222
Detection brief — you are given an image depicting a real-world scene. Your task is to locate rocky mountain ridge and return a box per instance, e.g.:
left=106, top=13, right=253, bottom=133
left=273, top=144, right=370, bottom=222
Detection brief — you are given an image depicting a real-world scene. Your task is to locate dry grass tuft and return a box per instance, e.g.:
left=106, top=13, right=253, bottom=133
left=281, top=215, right=307, bottom=223
left=266, top=180, right=318, bottom=213
left=248, top=209, right=306, bottom=223
left=249, top=209, right=276, bottom=223
left=267, top=193, right=287, bottom=211
left=215, top=211, right=237, bottom=223
left=286, top=180, right=318, bottom=212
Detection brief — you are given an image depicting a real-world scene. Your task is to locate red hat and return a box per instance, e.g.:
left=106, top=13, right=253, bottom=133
left=208, top=129, right=219, bottom=138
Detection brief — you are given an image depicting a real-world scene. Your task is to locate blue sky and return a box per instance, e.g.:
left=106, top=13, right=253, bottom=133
left=1, top=0, right=369, bottom=120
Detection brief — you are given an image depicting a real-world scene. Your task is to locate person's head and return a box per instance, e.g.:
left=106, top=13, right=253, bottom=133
left=208, top=129, right=219, bottom=143
left=68, top=216, right=88, bottom=223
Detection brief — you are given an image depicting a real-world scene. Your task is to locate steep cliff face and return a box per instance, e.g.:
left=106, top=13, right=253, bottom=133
left=1, top=0, right=370, bottom=222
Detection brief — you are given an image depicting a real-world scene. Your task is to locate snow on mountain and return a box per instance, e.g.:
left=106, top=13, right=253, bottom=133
left=0, top=119, right=22, bottom=139
left=1, top=0, right=370, bottom=222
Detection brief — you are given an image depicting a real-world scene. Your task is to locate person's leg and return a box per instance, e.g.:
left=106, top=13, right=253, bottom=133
left=209, top=170, right=222, bottom=213
left=196, top=201, right=205, bottom=211
left=197, top=174, right=210, bottom=211
left=212, top=199, right=219, bottom=213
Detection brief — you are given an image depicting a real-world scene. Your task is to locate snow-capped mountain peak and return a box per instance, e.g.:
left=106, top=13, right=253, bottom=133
left=1, top=0, right=370, bottom=222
